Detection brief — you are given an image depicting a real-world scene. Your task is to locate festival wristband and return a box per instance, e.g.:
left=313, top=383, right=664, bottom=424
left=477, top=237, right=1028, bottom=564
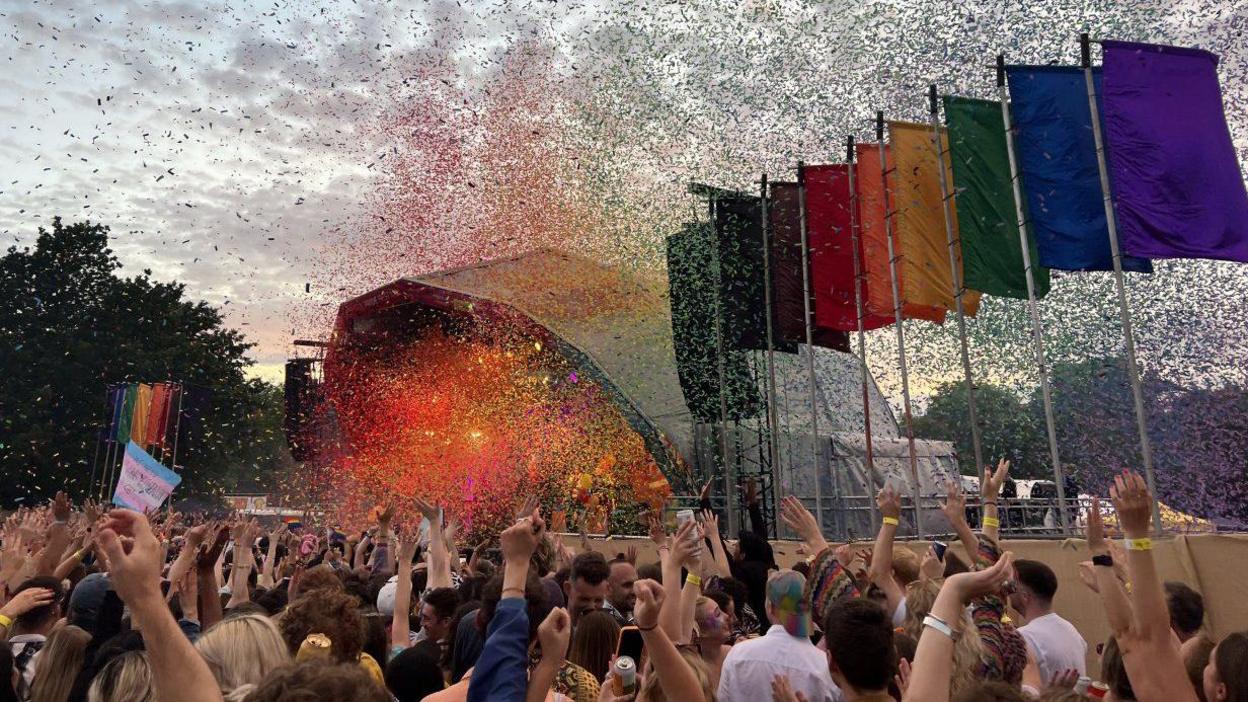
left=1124, top=537, right=1153, bottom=551
left=882, top=517, right=899, bottom=526
left=0, top=614, right=12, bottom=628
left=982, top=517, right=1000, bottom=528
left=685, top=573, right=702, bottom=587
left=922, top=614, right=960, bottom=641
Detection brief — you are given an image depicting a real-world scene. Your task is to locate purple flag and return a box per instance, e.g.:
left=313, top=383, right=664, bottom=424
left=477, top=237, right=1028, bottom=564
left=1103, top=40, right=1248, bottom=263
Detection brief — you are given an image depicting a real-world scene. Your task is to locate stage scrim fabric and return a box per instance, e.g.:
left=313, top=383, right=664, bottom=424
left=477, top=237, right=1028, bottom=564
left=943, top=96, right=1050, bottom=300
left=1102, top=40, right=1248, bottom=263
left=888, top=121, right=980, bottom=316
left=804, top=164, right=894, bottom=332
left=769, top=182, right=849, bottom=351
left=713, top=195, right=769, bottom=352
left=855, top=143, right=946, bottom=324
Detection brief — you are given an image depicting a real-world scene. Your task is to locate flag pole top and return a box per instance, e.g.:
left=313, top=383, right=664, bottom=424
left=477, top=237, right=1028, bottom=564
left=1081, top=32, right=1092, bottom=68
left=875, top=111, right=884, bottom=140
left=996, top=54, right=1006, bottom=87
left=928, top=84, right=939, bottom=115
left=846, top=135, right=855, bottom=163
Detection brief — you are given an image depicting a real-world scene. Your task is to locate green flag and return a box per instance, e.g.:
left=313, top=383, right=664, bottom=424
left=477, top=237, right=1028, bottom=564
left=115, top=383, right=137, bottom=443
left=667, top=223, right=760, bottom=423
left=944, top=96, right=1050, bottom=299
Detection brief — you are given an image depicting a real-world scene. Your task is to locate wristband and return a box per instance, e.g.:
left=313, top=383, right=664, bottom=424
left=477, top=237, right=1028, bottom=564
left=501, top=587, right=525, bottom=597
left=636, top=623, right=658, bottom=632
left=982, top=500, right=998, bottom=506
left=1091, top=554, right=1113, bottom=567
left=882, top=517, right=899, bottom=526
left=922, top=614, right=960, bottom=641
left=0, top=614, right=12, bottom=628
left=1124, top=537, right=1152, bottom=551
left=72, top=549, right=86, bottom=561
left=685, top=573, right=702, bottom=587
left=982, top=517, right=1000, bottom=528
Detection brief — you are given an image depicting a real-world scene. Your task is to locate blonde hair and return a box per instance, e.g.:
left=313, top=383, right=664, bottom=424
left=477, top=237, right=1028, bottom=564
left=195, top=613, right=293, bottom=701
left=32, top=625, right=91, bottom=702
left=902, top=580, right=983, bottom=698
left=87, top=651, right=154, bottom=702
left=639, top=647, right=714, bottom=702
left=892, top=546, right=920, bottom=585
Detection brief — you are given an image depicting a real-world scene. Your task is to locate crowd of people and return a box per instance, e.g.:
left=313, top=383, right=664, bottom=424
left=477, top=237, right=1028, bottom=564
left=0, top=462, right=1241, bottom=702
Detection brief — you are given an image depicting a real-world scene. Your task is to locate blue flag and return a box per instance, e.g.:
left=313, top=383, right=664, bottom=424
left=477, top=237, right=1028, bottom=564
left=1005, top=65, right=1152, bottom=273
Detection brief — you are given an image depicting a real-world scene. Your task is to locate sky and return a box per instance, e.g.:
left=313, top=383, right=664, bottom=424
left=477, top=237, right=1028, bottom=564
left=3, top=0, right=1247, bottom=406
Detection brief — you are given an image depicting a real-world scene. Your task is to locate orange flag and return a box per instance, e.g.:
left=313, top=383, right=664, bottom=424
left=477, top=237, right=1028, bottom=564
left=130, top=383, right=153, bottom=446
left=855, top=143, right=946, bottom=324
left=145, top=383, right=171, bottom=451
left=888, top=121, right=981, bottom=316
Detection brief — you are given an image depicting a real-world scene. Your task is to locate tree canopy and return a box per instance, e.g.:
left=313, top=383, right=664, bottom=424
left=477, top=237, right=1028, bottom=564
left=0, top=217, right=288, bottom=505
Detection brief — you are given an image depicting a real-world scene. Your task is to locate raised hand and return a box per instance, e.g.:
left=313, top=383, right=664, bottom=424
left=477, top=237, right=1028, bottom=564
left=1086, top=496, right=1107, bottom=554
left=876, top=484, right=902, bottom=521
left=743, top=478, right=758, bottom=507
left=413, top=497, right=441, bottom=524
left=945, top=551, right=1015, bottom=603
left=537, top=607, right=572, bottom=662
left=894, top=658, right=912, bottom=698
left=700, top=509, right=719, bottom=536
left=633, top=579, right=665, bottom=631
left=780, top=496, right=827, bottom=552
left=96, top=509, right=164, bottom=606
left=940, top=480, right=966, bottom=527
left=514, top=496, right=539, bottom=522
left=377, top=502, right=396, bottom=532
left=699, top=477, right=714, bottom=502
left=920, top=546, right=944, bottom=582
left=647, top=513, right=666, bottom=547
left=669, top=519, right=702, bottom=571
left=1110, top=470, right=1152, bottom=538
left=51, top=491, right=72, bottom=523
left=0, top=533, right=26, bottom=580
left=501, top=509, right=546, bottom=563
left=982, top=458, right=1010, bottom=502
left=184, top=523, right=211, bottom=551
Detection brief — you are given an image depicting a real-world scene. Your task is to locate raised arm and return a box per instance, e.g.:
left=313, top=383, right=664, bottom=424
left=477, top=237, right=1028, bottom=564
left=904, top=553, right=1014, bottom=702
left=391, top=527, right=419, bottom=651
left=97, top=509, right=224, bottom=702
left=939, top=480, right=978, bottom=559
left=196, top=523, right=228, bottom=630
left=1106, top=472, right=1197, bottom=702
left=528, top=607, right=572, bottom=702
left=700, top=510, right=731, bottom=578
left=416, top=498, right=452, bottom=590
left=166, top=523, right=210, bottom=594
left=36, top=492, right=74, bottom=577
left=980, top=459, right=1010, bottom=543
left=1085, top=497, right=1133, bottom=635
left=866, top=486, right=905, bottom=618
left=635, top=580, right=707, bottom=702
left=258, top=523, right=286, bottom=589
left=661, top=519, right=698, bottom=642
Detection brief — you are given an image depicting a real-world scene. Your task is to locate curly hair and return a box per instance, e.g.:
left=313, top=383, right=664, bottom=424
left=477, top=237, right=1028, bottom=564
left=296, top=565, right=345, bottom=596
left=279, top=589, right=365, bottom=664
left=243, top=661, right=390, bottom=702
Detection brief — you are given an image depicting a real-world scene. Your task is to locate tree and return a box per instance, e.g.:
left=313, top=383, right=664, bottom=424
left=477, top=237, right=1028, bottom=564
left=914, top=381, right=1047, bottom=477
left=0, top=218, right=288, bottom=505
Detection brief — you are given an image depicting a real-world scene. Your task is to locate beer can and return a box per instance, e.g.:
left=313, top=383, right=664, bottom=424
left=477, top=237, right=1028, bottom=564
left=1088, top=681, right=1110, bottom=699
left=613, top=656, right=637, bottom=695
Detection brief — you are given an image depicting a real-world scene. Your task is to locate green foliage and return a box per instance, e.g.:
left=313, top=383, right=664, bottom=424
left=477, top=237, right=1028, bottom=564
left=914, top=380, right=1048, bottom=479
left=0, top=217, right=288, bottom=505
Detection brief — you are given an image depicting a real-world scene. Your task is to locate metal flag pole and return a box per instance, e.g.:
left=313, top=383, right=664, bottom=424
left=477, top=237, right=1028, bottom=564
left=1081, top=34, right=1163, bottom=535
left=166, top=382, right=187, bottom=511
left=796, top=163, right=827, bottom=534
left=759, top=174, right=786, bottom=517
left=929, top=85, right=985, bottom=483
left=877, top=112, right=925, bottom=538
left=998, top=56, right=1071, bottom=532
left=846, top=136, right=881, bottom=532
left=88, top=385, right=110, bottom=500
left=709, top=195, right=739, bottom=536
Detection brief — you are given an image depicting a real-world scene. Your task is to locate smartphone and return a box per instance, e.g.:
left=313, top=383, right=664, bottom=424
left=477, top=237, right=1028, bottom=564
left=932, top=541, right=948, bottom=562
left=616, top=626, right=645, bottom=662
left=676, top=509, right=695, bottom=528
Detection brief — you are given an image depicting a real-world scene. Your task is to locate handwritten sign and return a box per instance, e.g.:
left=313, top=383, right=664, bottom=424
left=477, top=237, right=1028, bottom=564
left=113, top=441, right=182, bottom=512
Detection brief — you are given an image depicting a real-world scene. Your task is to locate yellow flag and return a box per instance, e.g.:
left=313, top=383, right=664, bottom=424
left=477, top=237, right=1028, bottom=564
left=131, top=383, right=153, bottom=446
left=888, top=121, right=981, bottom=315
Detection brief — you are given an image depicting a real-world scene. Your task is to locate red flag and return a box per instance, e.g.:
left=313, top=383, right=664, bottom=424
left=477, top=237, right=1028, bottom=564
left=805, top=164, right=896, bottom=332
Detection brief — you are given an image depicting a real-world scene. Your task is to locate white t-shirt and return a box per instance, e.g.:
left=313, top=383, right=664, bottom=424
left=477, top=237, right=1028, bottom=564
left=1019, top=613, right=1088, bottom=681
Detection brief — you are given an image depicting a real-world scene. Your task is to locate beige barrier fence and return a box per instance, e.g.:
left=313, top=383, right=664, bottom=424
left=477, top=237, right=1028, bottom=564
left=580, top=533, right=1248, bottom=673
